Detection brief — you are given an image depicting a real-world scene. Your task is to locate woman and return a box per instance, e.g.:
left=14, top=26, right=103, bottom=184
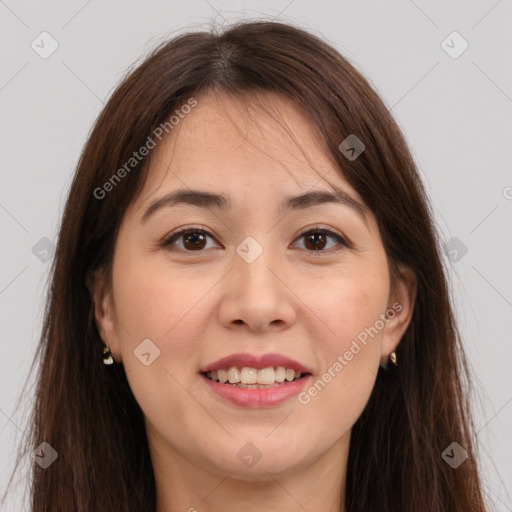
left=4, top=20, right=487, bottom=511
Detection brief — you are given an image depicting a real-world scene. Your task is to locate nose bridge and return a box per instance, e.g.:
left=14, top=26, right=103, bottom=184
left=218, top=233, right=296, bottom=331
left=234, top=234, right=280, bottom=297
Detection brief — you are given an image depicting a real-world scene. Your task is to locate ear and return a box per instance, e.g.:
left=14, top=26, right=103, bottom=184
left=380, top=263, right=417, bottom=366
left=86, top=269, right=122, bottom=363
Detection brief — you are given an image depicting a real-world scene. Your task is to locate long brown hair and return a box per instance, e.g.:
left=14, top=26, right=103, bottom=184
left=3, top=20, right=487, bottom=511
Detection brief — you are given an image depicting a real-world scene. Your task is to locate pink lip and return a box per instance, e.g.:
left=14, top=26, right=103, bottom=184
left=200, top=373, right=312, bottom=407
left=200, top=352, right=312, bottom=373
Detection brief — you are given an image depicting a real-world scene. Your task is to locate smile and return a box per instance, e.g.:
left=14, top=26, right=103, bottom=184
left=203, top=366, right=304, bottom=387
left=200, top=367, right=311, bottom=407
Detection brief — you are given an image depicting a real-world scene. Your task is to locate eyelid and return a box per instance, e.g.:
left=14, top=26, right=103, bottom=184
left=160, top=224, right=215, bottom=247
left=293, top=225, right=350, bottom=252
left=160, top=224, right=350, bottom=252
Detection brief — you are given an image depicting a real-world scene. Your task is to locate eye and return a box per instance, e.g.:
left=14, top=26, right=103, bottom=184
left=293, top=227, right=348, bottom=253
left=160, top=226, right=219, bottom=252
left=160, top=225, right=348, bottom=253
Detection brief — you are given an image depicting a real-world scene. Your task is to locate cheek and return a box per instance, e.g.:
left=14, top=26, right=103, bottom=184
left=111, top=249, right=217, bottom=431
left=307, top=261, right=389, bottom=352
left=110, top=246, right=219, bottom=397
left=295, top=263, right=388, bottom=424
left=112, top=244, right=214, bottom=341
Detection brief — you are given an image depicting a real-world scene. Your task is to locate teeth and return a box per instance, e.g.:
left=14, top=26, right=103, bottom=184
left=241, top=367, right=258, bottom=384
left=285, top=368, right=295, bottom=382
left=275, top=366, right=286, bottom=382
left=227, top=366, right=241, bottom=384
left=257, top=367, right=275, bottom=385
left=205, top=366, right=304, bottom=385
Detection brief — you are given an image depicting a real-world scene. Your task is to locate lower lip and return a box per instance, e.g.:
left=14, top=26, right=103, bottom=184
left=200, top=373, right=312, bottom=407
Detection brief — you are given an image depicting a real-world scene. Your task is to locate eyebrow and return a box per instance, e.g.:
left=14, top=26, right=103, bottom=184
left=141, top=187, right=367, bottom=223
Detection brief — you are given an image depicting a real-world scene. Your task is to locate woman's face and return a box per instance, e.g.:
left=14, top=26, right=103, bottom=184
left=93, top=92, right=414, bottom=480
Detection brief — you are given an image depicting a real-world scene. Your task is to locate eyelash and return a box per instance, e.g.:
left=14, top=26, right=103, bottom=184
left=159, top=224, right=349, bottom=255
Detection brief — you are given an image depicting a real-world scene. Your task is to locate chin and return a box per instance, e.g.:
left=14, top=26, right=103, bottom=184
left=201, top=440, right=312, bottom=480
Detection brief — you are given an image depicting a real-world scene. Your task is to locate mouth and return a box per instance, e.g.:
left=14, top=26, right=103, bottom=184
left=198, top=353, right=313, bottom=407
left=199, top=366, right=312, bottom=409
left=200, top=366, right=309, bottom=389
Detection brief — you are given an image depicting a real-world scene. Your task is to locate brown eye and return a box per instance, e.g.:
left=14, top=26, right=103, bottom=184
left=161, top=226, right=347, bottom=254
left=304, top=232, right=328, bottom=251
left=181, top=231, right=207, bottom=250
left=294, top=228, right=347, bottom=253
left=161, top=227, right=218, bottom=252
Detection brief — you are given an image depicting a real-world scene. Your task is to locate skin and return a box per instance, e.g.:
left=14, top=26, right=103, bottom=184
left=92, top=91, right=416, bottom=512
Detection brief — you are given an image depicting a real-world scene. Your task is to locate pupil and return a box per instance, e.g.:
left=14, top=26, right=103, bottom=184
left=307, top=233, right=326, bottom=251
left=182, top=231, right=327, bottom=251
left=184, top=232, right=206, bottom=250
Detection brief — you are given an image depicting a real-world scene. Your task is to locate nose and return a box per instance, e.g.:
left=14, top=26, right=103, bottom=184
left=218, top=247, right=297, bottom=334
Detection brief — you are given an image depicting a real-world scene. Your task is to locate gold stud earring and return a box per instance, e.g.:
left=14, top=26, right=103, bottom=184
left=102, top=344, right=114, bottom=365
left=389, top=351, right=398, bottom=367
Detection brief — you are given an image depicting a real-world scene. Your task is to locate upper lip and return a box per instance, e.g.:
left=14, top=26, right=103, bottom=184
left=200, top=352, right=312, bottom=374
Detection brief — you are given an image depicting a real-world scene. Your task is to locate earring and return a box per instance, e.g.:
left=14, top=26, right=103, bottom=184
left=102, top=344, right=114, bottom=365
left=389, top=351, right=398, bottom=367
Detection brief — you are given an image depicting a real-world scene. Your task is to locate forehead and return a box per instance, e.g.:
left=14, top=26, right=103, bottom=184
left=131, top=91, right=363, bottom=212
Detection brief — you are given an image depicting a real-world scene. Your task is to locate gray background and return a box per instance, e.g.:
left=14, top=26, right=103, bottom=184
left=1, top=1, right=511, bottom=510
